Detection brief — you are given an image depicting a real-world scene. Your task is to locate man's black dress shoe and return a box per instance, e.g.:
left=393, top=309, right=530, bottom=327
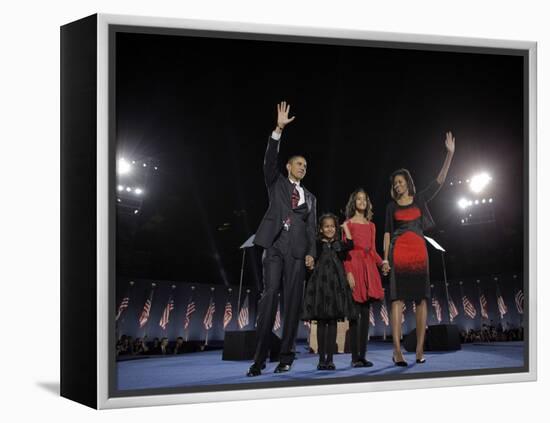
left=274, top=363, right=291, bottom=373
left=325, top=362, right=336, bottom=370
left=317, top=362, right=327, bottom=370
left=246, top=363, right=262, bottom=377
left=351, top=360, right=365, bottom=368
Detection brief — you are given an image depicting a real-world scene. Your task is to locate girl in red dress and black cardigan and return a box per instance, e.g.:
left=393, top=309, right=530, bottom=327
left=342, top=189, right=385, bottom=367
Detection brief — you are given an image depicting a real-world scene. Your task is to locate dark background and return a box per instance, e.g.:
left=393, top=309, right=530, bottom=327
left=115, top=32, right=524, bottom=292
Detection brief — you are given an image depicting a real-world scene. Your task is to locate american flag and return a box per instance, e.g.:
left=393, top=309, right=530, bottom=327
left=116, top=296, right=129, bottom=321
left=515, top=290, right=524, bottom=314
left=380, top=303, right=390, bottom=326
left=203, top=298, right=216, bottom=330
left=273, top=303, right=281, bottom=331
left=238, top=294, right=249, bottom=329
left=183, top=298, right=196, bottom=330
left=479, top=294, right=489, bottom=319
left=497, top=294, right=508, bottom=318
left=159, top=297, right=175, bottom=330
left=432, top=296, right=442, bottom=323
left=462, top=295, right=477, bottom=319
left=448, top=297, right=459, bottom=322
left=369, top=305, right=375, bottom=326
left=138, top=292, right=153, bottom=328
left=223, top=300, right=233, bottom=329
left=401, top=302, right=407, bottom=323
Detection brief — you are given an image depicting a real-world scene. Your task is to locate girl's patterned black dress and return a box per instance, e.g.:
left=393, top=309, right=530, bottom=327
left=302, top=239, right=357, bottom=321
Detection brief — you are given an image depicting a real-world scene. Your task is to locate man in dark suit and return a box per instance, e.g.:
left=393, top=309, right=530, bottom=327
left=247, top=102, right=317, bottom=376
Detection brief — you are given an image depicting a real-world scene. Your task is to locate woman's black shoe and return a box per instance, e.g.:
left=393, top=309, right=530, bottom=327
left=416, top=358, right=426, bottom=364
left=326, top=362, right=336, bottom=370
left=317, top=362, right=327, bottom=370
left=392, top=356, right=408, bottom=367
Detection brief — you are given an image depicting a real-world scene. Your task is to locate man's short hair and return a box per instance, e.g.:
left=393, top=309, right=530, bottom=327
left=287, top=155, right=306, bottom=165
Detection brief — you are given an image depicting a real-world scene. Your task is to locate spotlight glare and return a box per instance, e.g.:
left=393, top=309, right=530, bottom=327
left=482, top=199, right=486, bottom=203
left=126, top=187, right=132, bottom=192
left=468, top=200, right=473, bottom=206
left=458, top=198, right=469, bottom=209
left=117, top=185, right=124, bottom=191
left=474, top=200, right=479, bottom=204
left=117, top=158, right=131, bottom=175
left=134, top=210, right=139, bottom=214
left=458, top=180, right=462, bottom=184
left=135, top=188, right=143, bottom=195
left=489, top=198, right=493, bottom=203
left=143, top=163, right=147, bottom=167
left=470, top=172, right=492, bottom=193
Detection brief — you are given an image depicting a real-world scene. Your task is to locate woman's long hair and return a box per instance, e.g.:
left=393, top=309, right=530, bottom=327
left=390, top=168, right=416, bottom=200
left=345, top=188, right=373, bottom=221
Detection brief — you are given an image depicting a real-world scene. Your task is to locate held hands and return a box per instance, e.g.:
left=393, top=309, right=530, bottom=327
left=276, top=101, right=296, bottom=132
left=445, top=131, right=455, bottom=154
left=341, top=221, right=352, bottom=240
left=381, top=261, right=391, bottom=276
left=347, top=272, right=356, bottom=290
left=305, top=255, right=315, bottom=270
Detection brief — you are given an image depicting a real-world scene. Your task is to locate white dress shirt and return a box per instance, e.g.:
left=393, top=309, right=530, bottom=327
left=272, top=130, right=305, bottom=206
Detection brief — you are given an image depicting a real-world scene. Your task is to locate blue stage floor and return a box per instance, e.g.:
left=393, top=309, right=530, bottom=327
left=117, top=341, right=524, bottom=391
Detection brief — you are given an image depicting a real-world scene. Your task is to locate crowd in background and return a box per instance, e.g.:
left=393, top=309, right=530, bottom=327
left=459, top=322, right=524, bottom=343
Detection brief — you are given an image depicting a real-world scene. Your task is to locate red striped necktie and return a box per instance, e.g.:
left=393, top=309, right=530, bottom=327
left=291, top=183, right=300, bottom=208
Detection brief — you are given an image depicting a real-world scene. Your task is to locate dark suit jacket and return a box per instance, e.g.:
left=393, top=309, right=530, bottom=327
left=254, top=136, right=317, bottom=259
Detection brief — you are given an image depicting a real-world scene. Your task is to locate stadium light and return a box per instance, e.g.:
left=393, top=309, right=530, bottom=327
left=458, top=198, right=469, bottom=209
left=470, top=172, right=492, bottom=193
left=117, top=158, right=131, bottom=175
left=117, top=185, right=124, bottom=191
left=135, top=188, right=143, bottom=195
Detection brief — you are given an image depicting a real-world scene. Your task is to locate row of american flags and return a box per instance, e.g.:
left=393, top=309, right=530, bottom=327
left=117, top=289, right=255, bottom=333
left=432, top=289, right=523, bottom=323
left=117, top=284, right=524, bottom=335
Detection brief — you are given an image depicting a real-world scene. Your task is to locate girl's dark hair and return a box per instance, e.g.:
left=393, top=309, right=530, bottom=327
left=390, top=168, right=416, bottom=200
left=318, top=213, right=339, bottom=240
left=345, top=188, right=373, bottom=221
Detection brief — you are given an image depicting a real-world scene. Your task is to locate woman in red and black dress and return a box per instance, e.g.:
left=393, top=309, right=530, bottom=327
left=382, top=132, right=455, bottom=366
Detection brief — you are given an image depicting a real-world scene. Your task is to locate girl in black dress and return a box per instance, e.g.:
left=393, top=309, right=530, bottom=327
left=382, top=131, right=455, bottom=366
left=302, top=213, right=356, bottom=370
